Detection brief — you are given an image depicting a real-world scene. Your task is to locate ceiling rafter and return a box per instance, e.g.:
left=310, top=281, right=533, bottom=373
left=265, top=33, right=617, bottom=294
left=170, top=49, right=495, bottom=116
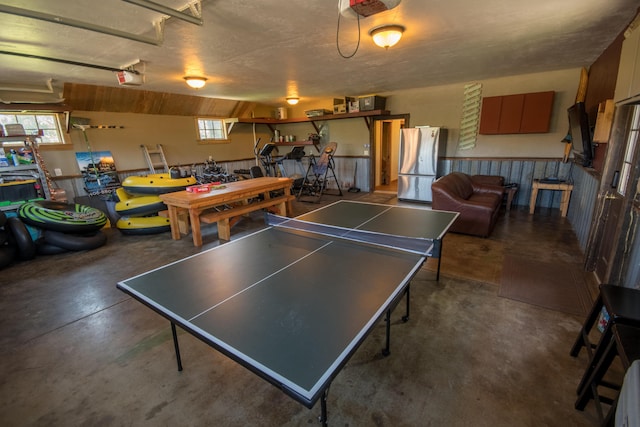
left=122, top=0, right=203, bottom=25
left=0, top=4, right=164, bottom=45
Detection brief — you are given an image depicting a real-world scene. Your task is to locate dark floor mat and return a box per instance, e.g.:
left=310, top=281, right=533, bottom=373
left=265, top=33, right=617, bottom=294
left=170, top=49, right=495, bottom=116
left=499, top=255, right=592, bottom=316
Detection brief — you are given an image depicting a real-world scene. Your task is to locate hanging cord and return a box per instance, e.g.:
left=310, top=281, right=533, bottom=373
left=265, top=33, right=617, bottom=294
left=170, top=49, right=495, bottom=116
left=336, top=0, right=361, bottom=59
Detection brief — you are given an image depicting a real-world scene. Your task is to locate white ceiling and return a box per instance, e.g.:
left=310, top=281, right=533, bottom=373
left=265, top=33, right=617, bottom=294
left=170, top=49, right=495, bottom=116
left=0, top=0, right=638, bottom=107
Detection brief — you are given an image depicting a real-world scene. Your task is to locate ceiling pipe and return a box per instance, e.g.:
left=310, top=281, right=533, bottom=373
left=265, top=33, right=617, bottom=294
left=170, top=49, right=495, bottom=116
left=0, top=50, right=138, bottom=74
left=0, top=4, right=162, bottom=46
left=122, top=0, right=203, bottom=26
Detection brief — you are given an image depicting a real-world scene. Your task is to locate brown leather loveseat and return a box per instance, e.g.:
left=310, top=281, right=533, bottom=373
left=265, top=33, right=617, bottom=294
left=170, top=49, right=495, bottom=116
left=431, top=172, right=504, bottom=237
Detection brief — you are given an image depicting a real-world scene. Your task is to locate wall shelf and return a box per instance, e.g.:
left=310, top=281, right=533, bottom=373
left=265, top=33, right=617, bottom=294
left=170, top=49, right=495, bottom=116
left=229, top=109, right=391, bottom=134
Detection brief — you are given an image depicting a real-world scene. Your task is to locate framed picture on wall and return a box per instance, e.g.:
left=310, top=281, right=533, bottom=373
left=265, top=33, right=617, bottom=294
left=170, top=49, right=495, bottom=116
left=75, top=151, right=121, bottom=196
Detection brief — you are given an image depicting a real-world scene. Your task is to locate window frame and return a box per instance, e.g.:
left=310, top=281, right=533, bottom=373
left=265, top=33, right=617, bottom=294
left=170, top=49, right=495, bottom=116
left=195, top=117, right=230, bottom=144
left=0, top=112, right=67, bottom=146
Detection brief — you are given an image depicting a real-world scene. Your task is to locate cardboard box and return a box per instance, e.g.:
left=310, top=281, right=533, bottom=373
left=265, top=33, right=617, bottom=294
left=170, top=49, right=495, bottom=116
left=348, top=100, right=360, bottom=113
left=359, top=95, right=386, bottom=111
left=334, top=97, right=357, bottom=114
left=305, top=109, right=332, bottom=118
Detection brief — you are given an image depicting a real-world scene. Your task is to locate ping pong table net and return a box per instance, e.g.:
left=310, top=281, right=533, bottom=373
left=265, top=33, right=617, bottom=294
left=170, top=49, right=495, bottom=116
left=265, top=213, right=434, bottom=256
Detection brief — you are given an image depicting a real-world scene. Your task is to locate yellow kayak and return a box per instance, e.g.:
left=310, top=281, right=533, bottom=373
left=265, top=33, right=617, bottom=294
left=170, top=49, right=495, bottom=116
left=115, top=188, right=165, bottom=217
left=116, top=216, right=171, bottom=235
left=122, top=173, right=196, bottom=195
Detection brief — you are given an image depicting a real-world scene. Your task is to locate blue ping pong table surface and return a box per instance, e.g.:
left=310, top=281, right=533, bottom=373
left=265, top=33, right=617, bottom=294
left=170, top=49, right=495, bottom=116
left=117, top=200, right=458, bottom=413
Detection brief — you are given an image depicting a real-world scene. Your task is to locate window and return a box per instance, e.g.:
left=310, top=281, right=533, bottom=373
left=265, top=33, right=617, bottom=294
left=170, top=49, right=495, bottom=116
left=0, top=112, right=65, bottom=145
left=196, top=117, right=228, bottom=142
left=617, top=106, right=640, bottom=197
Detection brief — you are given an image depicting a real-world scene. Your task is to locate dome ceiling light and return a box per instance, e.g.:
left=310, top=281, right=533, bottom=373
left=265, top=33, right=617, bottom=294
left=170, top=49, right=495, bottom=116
left=184, top=76, right=207, bottom=89
left=369, top=24, right=405, bottom=49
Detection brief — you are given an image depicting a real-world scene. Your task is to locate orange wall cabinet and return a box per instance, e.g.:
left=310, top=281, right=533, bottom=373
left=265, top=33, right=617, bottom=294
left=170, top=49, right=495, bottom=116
left=479, top=91, right=555, bottom=134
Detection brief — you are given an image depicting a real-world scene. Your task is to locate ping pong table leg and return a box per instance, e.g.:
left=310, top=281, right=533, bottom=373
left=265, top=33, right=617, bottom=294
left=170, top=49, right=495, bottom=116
left=171, top=322, right=183, bottom=371
left=319, top=388, right=329, bottom=427
left=383, top=309, right=392, bottom=357
left=402, top=285, right=410, bottom=323
left=434, top=239, right=443, bottom=281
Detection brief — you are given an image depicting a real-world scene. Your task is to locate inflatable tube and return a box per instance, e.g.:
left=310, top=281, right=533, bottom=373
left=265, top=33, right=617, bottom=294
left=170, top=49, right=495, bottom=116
left=0, top=245, right=16, bottom=269
left=36, top=240, right=70, bottom=256
left=43, top=229, right=107, bottom=251
left=6, top=217, right=36, bottom=260
left=116, top=216, right=171, bottom=235
left=18, top=201, right=107, bottom=233
left=0, top=229, right=8, bottom=246
left=122, top=173, right=196, bottom=195
left=115, top=188, right=165, bottom=217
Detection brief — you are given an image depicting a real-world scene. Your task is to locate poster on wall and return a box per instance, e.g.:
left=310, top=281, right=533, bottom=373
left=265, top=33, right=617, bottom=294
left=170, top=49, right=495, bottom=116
left=75, top=151, right=121, bottom=196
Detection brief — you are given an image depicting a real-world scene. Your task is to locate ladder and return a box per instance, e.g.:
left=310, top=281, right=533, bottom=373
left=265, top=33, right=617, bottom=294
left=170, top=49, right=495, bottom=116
left=141, top=144, right=169, bottom=173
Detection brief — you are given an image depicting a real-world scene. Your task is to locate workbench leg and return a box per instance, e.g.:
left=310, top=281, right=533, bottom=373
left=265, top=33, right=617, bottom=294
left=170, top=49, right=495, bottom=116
left=276, top=201, right=286, bottom=216
left=217, top=218, right=231, bottom=241
left=189, top=210, right=203, bottom=247
left=167, top=206, right=181, bottom=240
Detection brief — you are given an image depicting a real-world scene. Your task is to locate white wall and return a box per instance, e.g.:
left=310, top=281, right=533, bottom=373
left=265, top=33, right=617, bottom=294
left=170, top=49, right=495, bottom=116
left=287, top=67, right=581, bottom=159
left=40, top=67, right=583, bottom=176
left=386, top=68, right=581, bottom=158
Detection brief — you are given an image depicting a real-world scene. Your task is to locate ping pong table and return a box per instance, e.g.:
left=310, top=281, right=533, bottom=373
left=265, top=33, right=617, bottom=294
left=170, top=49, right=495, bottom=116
left=117, top=200, right=458, bottom=425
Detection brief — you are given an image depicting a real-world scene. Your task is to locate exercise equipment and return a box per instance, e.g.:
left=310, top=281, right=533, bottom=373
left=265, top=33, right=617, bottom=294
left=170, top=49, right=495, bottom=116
left=257, top=143, right=286, bottom=177
left=297, top=142, right=343, bottom=203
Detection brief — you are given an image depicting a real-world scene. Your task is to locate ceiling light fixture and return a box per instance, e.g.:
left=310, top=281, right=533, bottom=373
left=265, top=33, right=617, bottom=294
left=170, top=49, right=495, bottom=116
left=369, top=24, right=405, bottom=49
left=286, top=97, right=300, bottom=105
left=184, top=76, right=207, bottom=89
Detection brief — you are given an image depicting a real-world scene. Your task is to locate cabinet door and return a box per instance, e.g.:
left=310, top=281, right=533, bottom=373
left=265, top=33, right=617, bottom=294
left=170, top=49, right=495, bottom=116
left=479, top=96, right=502, bottom=134
left=520, top=91, right=554, bottom=133
left=498, top=94, right=525, bottom=134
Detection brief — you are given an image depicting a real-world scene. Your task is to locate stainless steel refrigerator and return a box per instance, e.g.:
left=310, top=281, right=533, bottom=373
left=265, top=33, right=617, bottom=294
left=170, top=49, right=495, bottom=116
left=397, top=126, right=447, bottom=202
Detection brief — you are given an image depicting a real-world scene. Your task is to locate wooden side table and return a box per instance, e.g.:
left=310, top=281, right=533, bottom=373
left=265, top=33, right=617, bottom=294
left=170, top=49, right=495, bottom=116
left=529, top=179, right=574, bottom=217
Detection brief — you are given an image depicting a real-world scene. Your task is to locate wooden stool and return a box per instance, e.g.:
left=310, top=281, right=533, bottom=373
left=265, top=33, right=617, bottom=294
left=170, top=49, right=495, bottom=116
left=574, top=324, right=640, bottom=425
left=571, top=285, right=640, bottom=396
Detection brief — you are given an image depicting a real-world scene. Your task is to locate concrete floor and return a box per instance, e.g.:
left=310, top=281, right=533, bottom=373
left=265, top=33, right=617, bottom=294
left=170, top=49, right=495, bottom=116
left=0, top=193, right=603, bottom=426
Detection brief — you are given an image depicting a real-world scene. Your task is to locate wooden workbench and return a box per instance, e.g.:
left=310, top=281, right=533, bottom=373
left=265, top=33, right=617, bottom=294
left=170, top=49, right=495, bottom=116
left=159, top=177, right=293, bottom=246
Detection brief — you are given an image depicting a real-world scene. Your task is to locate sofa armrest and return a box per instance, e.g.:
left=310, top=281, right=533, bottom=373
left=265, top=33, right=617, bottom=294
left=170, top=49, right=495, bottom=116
left=432, top=189, right=494, bottom=215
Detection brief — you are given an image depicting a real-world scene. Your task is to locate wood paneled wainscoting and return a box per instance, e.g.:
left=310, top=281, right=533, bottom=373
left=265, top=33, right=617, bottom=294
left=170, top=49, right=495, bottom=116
left=440, top=157, right=599, bottom=253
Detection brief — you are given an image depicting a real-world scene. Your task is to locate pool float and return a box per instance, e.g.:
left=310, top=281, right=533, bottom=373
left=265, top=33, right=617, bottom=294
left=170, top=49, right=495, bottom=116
left=115, top=188, right=165, bottom=217
left=5, top=217, right=36, bottom=260
left=116, top=216, right=171, bottom=235
left=0, top=245, right=16, bottom=268
left=42, top=229, right=107, bottom=251
left=121, top=173, right=196, bottom=195
left=18, top=201, right=107, bottom=233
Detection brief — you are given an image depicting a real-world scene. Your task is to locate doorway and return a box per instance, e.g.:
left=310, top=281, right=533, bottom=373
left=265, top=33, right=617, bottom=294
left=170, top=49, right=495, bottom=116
left=373, top=117, right=406, bottom=193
